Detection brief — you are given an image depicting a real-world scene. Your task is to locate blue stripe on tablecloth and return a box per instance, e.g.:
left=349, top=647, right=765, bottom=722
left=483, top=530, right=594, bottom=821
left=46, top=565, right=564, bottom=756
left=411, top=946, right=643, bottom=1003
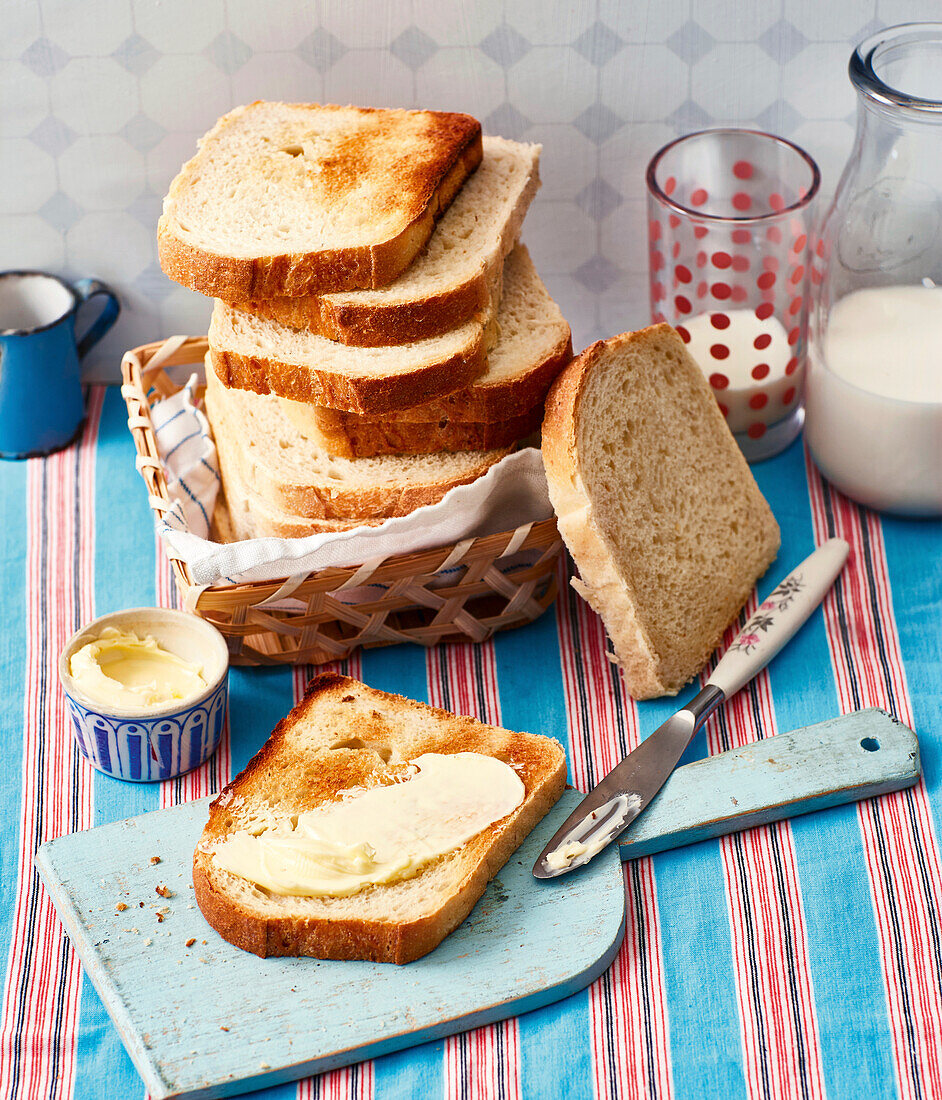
left=645, top=689, right=748, bottom=1100
left=753, top=442, right=898, bottom=1100
left=364, top=644, right=447, bottom=1100
left=881, top=515, right=942, bottom=839
left=73, top=386, right=158, bottom=1100
left=0, top=457, right=26, bottom=959
left=493, top=609, right=597, bottom=1100
left=227, top=665, right=295, bottom=776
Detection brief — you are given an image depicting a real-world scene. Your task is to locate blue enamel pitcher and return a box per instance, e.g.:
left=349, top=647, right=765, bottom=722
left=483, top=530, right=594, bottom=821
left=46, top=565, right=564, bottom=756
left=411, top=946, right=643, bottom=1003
left=0, top=271, right=119, bottom=458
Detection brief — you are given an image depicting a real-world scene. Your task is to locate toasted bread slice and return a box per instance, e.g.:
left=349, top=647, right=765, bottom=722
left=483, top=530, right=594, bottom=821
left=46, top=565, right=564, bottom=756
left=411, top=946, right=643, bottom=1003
left=541, top=324, right=780, bottom=699
left=276, top=246, right=571, bottom=455
left=209, top=298, right=490, bottom=415
left=158, top=102, right=482, bottom=300
left=211, top=475, right=381, bottom=541
left=274, top=247, right=568, bottom=455
left=280, top=397, right=544, bottom=458
left=230, top=137, right=540, bottom=346
left=205, top=366, right=511, bottom=520
left=193, top=673, right=567, bottom=963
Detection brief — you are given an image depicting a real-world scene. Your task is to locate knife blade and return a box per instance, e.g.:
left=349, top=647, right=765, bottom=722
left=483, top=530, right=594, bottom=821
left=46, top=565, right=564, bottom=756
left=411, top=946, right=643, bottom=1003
left=533, top=537, right=850, bottom=879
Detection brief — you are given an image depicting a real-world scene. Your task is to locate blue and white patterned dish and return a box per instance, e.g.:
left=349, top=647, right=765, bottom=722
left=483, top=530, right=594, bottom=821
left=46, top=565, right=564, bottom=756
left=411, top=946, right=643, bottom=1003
left=59, top=608, right=229, bottom=782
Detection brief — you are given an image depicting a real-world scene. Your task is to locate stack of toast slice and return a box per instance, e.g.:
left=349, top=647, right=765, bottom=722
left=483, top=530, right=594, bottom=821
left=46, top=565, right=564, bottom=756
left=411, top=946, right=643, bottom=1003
left=158, top=102, right=572, bottom=538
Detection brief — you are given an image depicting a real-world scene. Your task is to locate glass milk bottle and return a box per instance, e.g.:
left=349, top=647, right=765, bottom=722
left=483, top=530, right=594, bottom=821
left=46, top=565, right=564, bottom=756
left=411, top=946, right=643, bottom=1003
left=805, top=23, right=942, bottom=515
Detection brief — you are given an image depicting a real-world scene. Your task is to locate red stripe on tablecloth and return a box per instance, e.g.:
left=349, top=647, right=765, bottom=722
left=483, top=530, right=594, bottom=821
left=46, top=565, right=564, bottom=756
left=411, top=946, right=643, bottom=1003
left=554, top=556, right=673, bottom=1100
left=293, top=654, right=372, bottom=1100
left=0, top=390, right=103, bottom=1100
left=427, top=641, right=522, bottom=1100
left=703, top=596, right=825, bottom=1100
left=299, top=1061, right=374, bottom=1100
left=806, top=455, right=942, bottom=1100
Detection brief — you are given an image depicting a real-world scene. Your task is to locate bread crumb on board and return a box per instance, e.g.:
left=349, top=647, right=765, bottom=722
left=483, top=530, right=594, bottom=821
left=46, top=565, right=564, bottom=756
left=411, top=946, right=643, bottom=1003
left=115, top=903, right=127, bottom=912
left=150, top=856, right=161, bottom=865
left=156, top=884, right=172, bottom=898
left=186, top=937, right=196, bottom=948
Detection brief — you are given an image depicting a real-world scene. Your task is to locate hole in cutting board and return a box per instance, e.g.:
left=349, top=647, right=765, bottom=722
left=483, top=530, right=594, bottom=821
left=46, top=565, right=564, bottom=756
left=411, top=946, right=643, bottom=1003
left=860, top=737, right=880, bottom=752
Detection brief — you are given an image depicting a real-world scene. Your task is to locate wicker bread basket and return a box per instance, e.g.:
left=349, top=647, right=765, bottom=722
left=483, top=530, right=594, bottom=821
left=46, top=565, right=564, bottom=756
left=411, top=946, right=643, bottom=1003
left=120, top=336, right=562, bottom=666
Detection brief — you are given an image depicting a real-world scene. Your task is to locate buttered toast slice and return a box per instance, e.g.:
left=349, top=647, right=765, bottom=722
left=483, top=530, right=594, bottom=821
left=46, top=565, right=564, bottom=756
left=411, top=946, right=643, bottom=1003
left=193, top=673, right=566, bottom=963
left=231, top=137, right=541, bottom=346
left=541, top=324, right=780, bottom=700
left=158, top=102, right=482, bottom=300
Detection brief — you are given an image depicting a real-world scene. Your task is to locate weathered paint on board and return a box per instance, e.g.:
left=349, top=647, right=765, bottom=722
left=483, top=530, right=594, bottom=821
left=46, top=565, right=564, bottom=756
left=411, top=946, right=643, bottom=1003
left=36, top=790, right=626, bottom=1100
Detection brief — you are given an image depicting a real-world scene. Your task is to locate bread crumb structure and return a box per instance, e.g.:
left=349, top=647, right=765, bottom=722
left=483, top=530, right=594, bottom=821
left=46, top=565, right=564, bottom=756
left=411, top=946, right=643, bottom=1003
left=192, top=673, right=566, bottom=964
left=542, top=324, right=780, bottom=699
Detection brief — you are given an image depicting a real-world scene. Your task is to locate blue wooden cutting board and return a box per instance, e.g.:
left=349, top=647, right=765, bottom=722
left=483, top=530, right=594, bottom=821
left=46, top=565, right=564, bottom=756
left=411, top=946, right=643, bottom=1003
left=36, top=790, right=626, bottom=1100
left=36, top=708, right=918, bottom=1099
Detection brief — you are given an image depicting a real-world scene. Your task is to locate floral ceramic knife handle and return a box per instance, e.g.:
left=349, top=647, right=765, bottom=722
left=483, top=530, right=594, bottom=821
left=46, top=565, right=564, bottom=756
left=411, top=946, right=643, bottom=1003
left=706, top=538, right=850, bottom=700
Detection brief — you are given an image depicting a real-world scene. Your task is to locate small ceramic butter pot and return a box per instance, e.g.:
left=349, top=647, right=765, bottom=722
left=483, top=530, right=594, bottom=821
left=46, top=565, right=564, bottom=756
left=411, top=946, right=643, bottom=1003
left=59, top=608, right=229, bottom=782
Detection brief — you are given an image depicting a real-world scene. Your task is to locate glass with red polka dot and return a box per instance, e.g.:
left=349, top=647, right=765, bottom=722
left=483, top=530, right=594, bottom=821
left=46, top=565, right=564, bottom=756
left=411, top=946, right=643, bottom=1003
left=646, top=129, right=820, bottom=462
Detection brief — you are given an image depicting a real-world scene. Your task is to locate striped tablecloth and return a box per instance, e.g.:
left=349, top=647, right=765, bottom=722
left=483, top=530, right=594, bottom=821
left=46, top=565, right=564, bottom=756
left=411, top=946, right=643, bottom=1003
left=1, top=386, right=940, bottom=1100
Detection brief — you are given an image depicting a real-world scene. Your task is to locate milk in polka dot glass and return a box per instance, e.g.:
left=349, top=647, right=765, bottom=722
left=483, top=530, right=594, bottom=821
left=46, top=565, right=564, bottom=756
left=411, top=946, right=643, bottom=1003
left=646, top=129, right=821, bottom=461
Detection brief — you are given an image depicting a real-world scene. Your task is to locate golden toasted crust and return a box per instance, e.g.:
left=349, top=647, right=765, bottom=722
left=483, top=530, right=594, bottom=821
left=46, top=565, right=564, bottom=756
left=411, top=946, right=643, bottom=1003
left=283, top=401, right=545, bottom=457
left=220, top=136, right=541, bottom=346
left=192, top=673, right=567, bottom=964
left=208, top=331, right=489, bottom=416
left=207, top=336, right=488, bottom=416
left=158, top=103, right=482, bottom=299
left=307, top=331, right=572, bottom=430
left=230, top=277, right=490, bottom=347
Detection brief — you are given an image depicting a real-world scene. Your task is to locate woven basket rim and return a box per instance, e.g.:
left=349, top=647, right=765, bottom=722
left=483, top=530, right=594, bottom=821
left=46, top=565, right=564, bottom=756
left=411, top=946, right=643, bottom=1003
left=120, top=335, right=560, bottom=613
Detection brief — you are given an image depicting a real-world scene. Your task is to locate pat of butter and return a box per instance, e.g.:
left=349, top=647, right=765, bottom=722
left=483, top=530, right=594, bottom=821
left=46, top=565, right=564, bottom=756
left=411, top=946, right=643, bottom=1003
left=212, top=752, right=525, bottom=898
left=545, top=839, right=588, bottom=871
left=69, top=627, right=207, bottom=710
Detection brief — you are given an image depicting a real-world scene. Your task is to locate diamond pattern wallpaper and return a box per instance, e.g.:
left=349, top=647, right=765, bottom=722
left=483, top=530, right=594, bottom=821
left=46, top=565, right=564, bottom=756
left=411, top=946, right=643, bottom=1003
left=0, top=0, right=900, bottom=379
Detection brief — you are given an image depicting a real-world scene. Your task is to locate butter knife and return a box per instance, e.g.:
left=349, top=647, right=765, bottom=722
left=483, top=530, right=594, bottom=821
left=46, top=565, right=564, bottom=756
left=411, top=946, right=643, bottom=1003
left=533, top=537, right=850, bottom=879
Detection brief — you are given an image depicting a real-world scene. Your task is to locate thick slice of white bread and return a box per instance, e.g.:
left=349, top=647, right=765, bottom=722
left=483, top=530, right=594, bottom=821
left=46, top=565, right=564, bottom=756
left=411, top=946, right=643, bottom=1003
left=205, top=366, right=511, bottom=520
left=159, top=102, right=482, bottom=299
left=211, top=472, right=380, bottom=541
left=209, top=300, right=488, bottom=415
left=542, top=324, right=780, bottom=699
left=280, top=246, right=571, bottom=456
left=279, top=397, right=544, bottom=458
left=231, top=137, right=540, bottom=346
left=275, top=246, right=568, bottom=455
left=193, top=673, right=566, bottom=963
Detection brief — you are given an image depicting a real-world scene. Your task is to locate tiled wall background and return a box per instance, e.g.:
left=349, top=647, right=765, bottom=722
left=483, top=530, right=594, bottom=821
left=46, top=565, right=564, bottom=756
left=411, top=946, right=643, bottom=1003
left=0, top=0, right=923, bottom=380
